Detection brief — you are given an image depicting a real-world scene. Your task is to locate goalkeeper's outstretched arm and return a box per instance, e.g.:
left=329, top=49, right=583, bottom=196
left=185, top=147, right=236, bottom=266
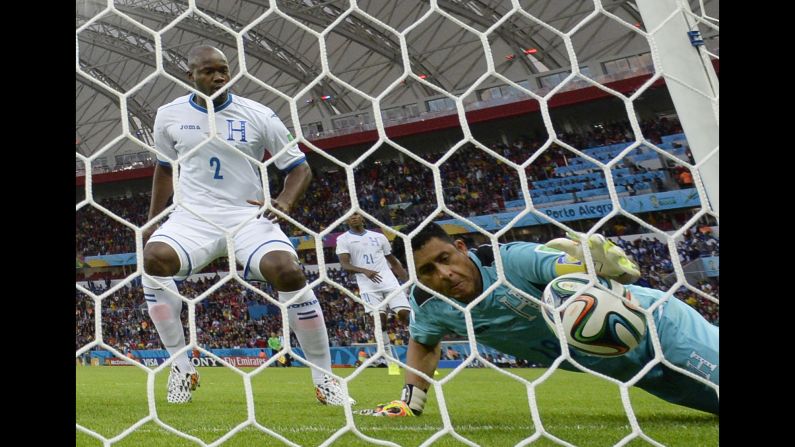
left=405, top=337, right=441, bottom=396
left=361, top=337, right=440, bottom=416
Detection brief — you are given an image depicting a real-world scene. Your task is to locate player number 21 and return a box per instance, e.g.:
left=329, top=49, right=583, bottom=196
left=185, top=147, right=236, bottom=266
left=209, top=157, right=224, bottom=179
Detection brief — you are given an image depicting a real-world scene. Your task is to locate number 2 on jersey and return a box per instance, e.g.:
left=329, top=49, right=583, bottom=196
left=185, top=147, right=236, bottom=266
left=209, top=157, right=224, bottom=179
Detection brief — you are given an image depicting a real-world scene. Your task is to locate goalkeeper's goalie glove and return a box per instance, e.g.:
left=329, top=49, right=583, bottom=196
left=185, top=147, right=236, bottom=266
left=368, top=400, right=415, bottom=417
left=356, top=384, right=427, bottom=417
left=546, top=231, right=640, bottom=284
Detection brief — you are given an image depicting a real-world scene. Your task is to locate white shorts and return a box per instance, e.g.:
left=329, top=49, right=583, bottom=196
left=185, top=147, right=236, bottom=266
left=360, top=289, right=411, bottom=314
left=148, top=206, right=296, bottom=281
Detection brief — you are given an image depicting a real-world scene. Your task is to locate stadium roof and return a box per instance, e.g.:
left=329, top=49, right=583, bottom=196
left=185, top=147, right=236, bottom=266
left=76, top=0, right=718, bottom=164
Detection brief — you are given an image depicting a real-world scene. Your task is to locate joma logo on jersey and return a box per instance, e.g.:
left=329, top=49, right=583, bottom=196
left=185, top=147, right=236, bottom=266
left=226, top=120, right=248, bottom=142
left=180, top=124, right=201, bottom=130
left=286, top=298, right=318, bottom=309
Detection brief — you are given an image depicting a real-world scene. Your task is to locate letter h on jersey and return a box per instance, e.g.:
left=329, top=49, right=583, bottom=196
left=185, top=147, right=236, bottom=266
left=227, top=120, right=247, bottom=142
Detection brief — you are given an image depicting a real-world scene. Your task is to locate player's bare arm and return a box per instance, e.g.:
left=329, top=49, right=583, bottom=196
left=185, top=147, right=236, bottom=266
left=404, top=337, right=441, bottom=392
left=247, top=162, right=312, bottom=222
left=358, top=337, right=439, bottom=416
left=143, top=163, right=174, bottom=244
left=386, top=254, right=409, bottom=282
left=338, top=253, right=382, bottom=283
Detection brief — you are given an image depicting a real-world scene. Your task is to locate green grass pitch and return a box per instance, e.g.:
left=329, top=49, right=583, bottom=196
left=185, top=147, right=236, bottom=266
left=76, top=366, right=717, bottom=446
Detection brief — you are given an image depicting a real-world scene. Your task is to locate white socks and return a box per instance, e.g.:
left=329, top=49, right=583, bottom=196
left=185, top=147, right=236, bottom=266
left=279, top=289, right=332, bottom=384
left=143, top=275, right=193, bottom=373
left=382, top=330, right=395, bottom=364
left=143, top=276, right=333, bottom=382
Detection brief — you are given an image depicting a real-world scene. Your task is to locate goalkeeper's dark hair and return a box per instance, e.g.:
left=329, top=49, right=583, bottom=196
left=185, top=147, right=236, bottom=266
left=391, top=222, right=454, bottom=266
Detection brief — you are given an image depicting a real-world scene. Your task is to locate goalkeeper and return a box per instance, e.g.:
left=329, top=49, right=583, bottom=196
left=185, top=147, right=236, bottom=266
left=360, top=223, right=718, bottom=417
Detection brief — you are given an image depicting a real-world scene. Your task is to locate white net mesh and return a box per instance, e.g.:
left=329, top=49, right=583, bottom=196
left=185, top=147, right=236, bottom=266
left=77, top=0, right=718, bottom=445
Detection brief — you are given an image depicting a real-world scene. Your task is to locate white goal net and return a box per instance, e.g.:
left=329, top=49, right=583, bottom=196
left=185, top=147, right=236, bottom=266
left=76, top=0, right=718, bottom=445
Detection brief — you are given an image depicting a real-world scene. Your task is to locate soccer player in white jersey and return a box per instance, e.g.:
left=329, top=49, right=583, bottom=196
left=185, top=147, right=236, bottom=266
left=335, top=212, right=410, bottom=369
left=142, top=45, right=354, bottom=406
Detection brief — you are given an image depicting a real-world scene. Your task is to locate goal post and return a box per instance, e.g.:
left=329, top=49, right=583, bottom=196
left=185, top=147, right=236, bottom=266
left=635, top=0, right=719, bottom=215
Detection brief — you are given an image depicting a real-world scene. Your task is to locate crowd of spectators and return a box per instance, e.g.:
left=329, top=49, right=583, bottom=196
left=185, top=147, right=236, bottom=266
left=76, top=192, right=150, bottom=256
left=614, top=227, right=719, bottom=324
left=76, top=114, right=717, bottom=354
left=76, top=265, right=411, bottom=353
left=77, top=117, right=689, bottom=256
left=76, top=224, right=718, bottom=355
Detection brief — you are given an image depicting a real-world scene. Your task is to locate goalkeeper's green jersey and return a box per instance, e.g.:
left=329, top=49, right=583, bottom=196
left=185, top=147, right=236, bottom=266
left=408, top=242, right=719, bottom=414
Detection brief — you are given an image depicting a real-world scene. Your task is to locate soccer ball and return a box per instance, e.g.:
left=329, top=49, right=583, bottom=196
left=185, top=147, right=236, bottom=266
left=541, top=273, right=647, bottom=357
